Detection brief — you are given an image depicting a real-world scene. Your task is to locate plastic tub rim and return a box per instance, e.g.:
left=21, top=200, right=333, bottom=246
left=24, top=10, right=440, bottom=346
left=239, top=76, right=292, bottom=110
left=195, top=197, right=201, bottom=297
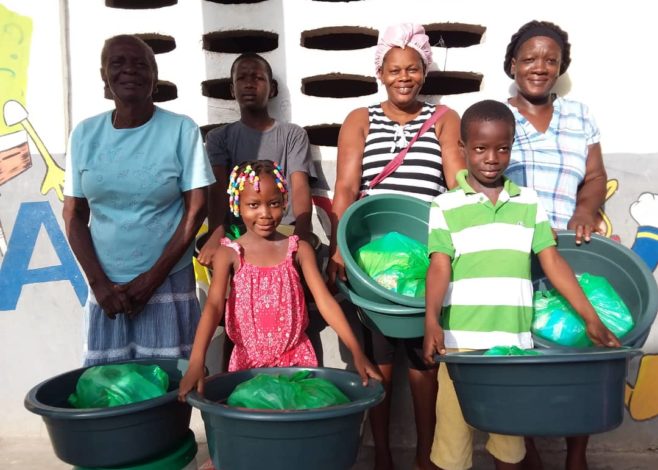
left=337, top=194, right=429, bottom=308
left=186, top=367, right=385, bottom=422
left=336, top=278, right=424, bottom=315
left=24, top=358, right=189, bottom=420
left=434, top=347, right=642, bottom=365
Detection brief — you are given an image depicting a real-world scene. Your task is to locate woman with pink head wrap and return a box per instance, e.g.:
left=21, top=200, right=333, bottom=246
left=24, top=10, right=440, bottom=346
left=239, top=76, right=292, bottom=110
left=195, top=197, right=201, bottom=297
left=374, top=23, right=433, bottom=74
left=327, top=23, right=463, bottom=470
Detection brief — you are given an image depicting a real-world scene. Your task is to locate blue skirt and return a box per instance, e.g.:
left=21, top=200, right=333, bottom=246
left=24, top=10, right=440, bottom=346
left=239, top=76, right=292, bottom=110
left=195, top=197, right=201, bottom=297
left=83, top=264, right=201, bottom=366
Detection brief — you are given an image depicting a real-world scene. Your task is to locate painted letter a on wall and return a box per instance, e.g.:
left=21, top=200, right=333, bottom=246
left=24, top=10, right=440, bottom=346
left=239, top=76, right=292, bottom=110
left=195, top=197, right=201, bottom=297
left=0, top=201, right=87, bottom=310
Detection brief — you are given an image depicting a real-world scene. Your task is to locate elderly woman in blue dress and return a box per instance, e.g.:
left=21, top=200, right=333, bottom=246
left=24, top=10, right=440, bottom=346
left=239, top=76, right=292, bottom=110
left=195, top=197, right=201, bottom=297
left=63, top=35, right=214, bottom=365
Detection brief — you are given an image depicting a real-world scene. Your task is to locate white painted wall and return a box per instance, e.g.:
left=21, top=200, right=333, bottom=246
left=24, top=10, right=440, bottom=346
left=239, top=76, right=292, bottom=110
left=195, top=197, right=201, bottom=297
left=1, top=0, right=657, bottom=452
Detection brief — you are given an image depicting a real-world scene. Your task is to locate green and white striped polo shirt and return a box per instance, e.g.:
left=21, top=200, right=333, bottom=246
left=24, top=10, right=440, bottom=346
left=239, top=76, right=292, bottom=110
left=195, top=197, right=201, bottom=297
left=428, top=170, right=556, bottom=349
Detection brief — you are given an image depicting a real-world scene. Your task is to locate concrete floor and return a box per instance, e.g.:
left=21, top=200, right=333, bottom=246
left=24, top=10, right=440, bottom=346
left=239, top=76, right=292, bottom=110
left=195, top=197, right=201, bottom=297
left=2, top=433, right=657, bottom=469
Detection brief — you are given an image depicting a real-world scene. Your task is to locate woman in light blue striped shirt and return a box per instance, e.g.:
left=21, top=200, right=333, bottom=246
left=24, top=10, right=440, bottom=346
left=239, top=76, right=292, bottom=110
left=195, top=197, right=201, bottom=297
left=502, top=20, right=608, bottom=470
left=504, top=20, right=607, bottom=246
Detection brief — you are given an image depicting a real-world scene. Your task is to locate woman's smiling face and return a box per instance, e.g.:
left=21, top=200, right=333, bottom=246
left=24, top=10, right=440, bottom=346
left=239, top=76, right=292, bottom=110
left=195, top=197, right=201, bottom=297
left=101, top=37, right=157, bottom=104
left=378, top=47, right=425, bottom=108
left=511, top=36, right=562, bottom=100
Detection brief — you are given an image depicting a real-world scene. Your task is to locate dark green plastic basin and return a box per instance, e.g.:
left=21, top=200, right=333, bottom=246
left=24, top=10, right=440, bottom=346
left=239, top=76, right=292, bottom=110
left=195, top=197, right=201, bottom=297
left=187, top=367, right=384, bottom=470
left=74, top=430, right=197, bottom=470
left=437, top=348, right=640, bottom=436
left=24, top=358, right=193, bottom=468
left=532, top=232, right=658, bottom=348
left=337, top=194, right=431, bottom=308
left=336, top=278, right=425, bottom=338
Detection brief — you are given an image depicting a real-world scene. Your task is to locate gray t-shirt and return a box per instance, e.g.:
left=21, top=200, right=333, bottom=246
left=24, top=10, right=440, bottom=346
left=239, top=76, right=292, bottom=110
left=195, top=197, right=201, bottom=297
left=206, top=120, right=316, bottom=224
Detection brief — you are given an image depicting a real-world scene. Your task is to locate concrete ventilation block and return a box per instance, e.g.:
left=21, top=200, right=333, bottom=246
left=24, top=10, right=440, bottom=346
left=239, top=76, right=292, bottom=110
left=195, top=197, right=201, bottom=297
left=201, top=78, right=279, bottom=99
left=420, top=71, right=483, bottom=95
left=153, top=80, right=177, bottom=102
left=205, top=0, right=268, bottom=4
left=135, top=33, right=176, bottom=54
left=106, top=0, right=177, bottom=8
left=304, top=124, right=341, bottom=147
left=200, top=123, right=227, bottom=141
left=203, top=30, right=278, bottom=53
left=302, top=74, right=377, bottom=98
left=424, top=23, right=486, bottom=48
left=301, top=26, right=378, bottom=51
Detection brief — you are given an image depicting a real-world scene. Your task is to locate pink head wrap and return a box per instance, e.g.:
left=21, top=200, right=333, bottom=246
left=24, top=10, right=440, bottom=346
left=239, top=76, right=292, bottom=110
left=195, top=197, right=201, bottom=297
left=374, top=23, right=432, bottom=75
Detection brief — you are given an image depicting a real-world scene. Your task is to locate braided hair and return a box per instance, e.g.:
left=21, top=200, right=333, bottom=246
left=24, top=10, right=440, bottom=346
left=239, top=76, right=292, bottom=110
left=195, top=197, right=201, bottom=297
left=503, top=20, right=571, bottom=79
left=227, top=160, right=288, bottom=217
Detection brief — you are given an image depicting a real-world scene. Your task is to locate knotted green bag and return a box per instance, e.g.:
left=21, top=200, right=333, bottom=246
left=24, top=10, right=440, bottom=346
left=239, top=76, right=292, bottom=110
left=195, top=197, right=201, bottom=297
left=68, top=364, right=169, bottom=408
left=227, top=370, right=350, bottom=410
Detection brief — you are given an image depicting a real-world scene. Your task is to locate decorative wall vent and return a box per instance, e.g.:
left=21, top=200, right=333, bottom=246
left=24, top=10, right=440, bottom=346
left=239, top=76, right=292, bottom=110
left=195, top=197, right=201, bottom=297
left=200, top=123, right=227, bottom=141
left=302, top=74, right=376, bottom=98
left=301, top=26, right=378, bottom=51
left=421, top=71, right=482, bottom=95
left=135, top=33, right=176, bottom=54
left=153, top=80, right=178, bottom=102
left=424, top=23, right=486, bottom=48
left=201, top=79, right=232, bottom=100
left=205, top=0, right=268, bottom=4
left=106, top=0, right=177, bottom=8
left=201, top=78, right=279, bottom=99
left=305, top=124, right=341, bottom=147
left=203, top=30, right=278, bottom=53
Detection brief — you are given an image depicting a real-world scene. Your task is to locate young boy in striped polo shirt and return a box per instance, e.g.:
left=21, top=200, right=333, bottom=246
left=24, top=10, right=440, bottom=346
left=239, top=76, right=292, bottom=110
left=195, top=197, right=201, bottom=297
left=422, top=100, right=620, bottom=470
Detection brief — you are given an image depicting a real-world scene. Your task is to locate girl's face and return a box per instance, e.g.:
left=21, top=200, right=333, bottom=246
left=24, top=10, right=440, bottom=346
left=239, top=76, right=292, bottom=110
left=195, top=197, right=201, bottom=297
left=239, top=173, right=285, bottom=238
left=511, top=36, right=562, bottom=100
left=378, top=47, right=425, bottom=108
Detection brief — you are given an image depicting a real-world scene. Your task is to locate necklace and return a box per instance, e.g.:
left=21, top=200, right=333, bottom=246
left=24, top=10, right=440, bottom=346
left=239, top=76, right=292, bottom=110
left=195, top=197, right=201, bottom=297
left=112, top=111, right=119, bottom=128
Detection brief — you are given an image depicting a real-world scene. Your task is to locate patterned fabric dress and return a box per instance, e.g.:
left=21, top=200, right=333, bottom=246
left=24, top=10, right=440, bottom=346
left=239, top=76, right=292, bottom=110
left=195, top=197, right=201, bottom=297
left=221, top=235, right=318, bottom=371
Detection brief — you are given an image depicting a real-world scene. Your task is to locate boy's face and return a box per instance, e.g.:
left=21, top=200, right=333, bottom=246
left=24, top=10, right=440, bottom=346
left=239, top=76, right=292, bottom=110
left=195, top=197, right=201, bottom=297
left=230, top=58, right=274, bottom=111
left=461, top=120, right=514, bottom=188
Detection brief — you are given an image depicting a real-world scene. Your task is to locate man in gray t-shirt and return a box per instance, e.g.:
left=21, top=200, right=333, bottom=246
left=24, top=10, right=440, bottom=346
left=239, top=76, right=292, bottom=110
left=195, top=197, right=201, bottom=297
left=206, top=119, right=316, bottom=225
left=198, top=53, right=316, bottom=266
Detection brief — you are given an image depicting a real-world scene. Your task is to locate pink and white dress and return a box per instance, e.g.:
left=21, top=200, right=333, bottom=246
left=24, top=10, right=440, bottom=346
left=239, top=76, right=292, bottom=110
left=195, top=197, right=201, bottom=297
left=221, top=235, right=318, bottom=371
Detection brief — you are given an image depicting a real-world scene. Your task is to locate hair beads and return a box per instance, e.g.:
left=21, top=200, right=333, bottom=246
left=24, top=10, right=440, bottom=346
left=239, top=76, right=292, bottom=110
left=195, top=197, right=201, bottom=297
left=227, top=161, right=288, bottom=216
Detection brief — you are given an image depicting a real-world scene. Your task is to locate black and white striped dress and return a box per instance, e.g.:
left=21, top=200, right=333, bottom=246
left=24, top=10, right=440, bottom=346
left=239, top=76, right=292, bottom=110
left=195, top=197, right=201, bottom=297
left=360, top=103, right=447, bottom=202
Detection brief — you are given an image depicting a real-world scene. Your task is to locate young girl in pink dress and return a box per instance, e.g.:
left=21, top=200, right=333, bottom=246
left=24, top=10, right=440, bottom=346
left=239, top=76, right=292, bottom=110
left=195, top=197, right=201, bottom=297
left=179, top=160, right=380, bottom=399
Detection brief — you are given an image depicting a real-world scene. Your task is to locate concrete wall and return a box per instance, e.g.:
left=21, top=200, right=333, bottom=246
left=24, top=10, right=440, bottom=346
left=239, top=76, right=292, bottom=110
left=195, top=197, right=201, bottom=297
left=1, top=0, right=657, bottom=452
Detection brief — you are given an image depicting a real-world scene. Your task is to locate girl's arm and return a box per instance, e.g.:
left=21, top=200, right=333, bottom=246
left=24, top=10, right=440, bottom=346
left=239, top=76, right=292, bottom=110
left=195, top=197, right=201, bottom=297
left=537, top=246, right=620, bottom=347
left=327, top=108, right=369, bottom=285
left=434, top=108, right=464, bottom=189
left=423, top=252, right=451, bottom=364
left=568, top=143, right=607, bottom=244
left=63, top=196, right=132, bottom=317
left=296, top=240, right=381, bottom=384
left=118, top=188, right=207, bottom=316
left=178, top=246, right=234, bottom=400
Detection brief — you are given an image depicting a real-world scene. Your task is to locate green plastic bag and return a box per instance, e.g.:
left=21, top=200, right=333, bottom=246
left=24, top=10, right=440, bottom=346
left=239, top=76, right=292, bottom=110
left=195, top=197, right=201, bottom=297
left=355, top=232, right=429, bottom=297
left=227, top=370, right=350, bottom=410
left=483, top=346, right=540, bottom=356
left=532, top=273, right=635, bottom=346
left=68, top=364, right=169, bottom=408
